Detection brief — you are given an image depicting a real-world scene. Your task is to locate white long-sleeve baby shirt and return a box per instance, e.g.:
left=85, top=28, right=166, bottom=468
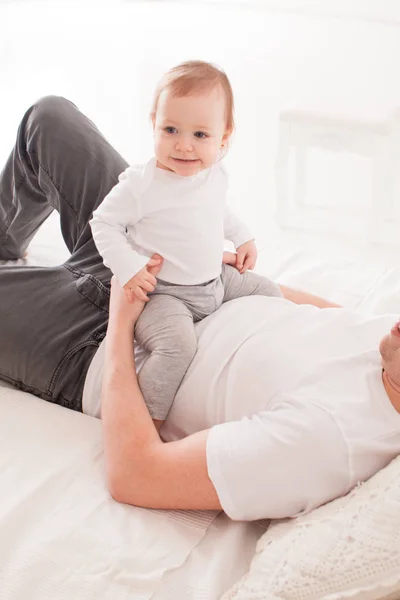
left=90, top=158, right=253, bottom=286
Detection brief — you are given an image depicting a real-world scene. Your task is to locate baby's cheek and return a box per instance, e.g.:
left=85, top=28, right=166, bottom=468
left=205, top=146, right=220, bottom=165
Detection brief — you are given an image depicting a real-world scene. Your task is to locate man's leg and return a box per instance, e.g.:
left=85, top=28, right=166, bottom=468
left=0, top=96, right=127, bottom=409
left=221, top=264, right=283, bottom=304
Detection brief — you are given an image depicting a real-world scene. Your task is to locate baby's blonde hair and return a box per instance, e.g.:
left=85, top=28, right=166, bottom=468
left=150, top=60, right=235, bottom=134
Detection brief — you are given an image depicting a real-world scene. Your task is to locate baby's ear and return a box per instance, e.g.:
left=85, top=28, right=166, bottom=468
left=221, top=128, right=233, bottom=148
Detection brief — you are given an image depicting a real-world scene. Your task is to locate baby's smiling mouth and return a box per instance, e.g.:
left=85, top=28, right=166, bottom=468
left=172, top=158, right=199, bottom=162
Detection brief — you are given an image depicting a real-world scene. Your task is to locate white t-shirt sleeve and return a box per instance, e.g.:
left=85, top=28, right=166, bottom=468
left=206, top=399, right=350, bottom=521
left=223, top=205, right=254, bottom=249
left=90, top=167, right=149, bottom=286
left=216, top=163, right=253, bottom=249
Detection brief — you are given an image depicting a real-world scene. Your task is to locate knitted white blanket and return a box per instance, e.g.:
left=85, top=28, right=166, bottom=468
left=222, top=455, right=400, bottom=600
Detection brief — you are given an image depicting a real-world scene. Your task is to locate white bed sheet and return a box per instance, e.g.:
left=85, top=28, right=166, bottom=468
left=1, top=216, right=400, bottom=600
left=0, top=378, right=268, bottom=600
left=0, top=384, right=221, bottom=599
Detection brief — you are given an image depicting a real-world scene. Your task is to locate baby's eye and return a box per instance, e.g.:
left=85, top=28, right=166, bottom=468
left=194, top=131, right=208, bottom=139
left=164, top=126, right=177, bottom=134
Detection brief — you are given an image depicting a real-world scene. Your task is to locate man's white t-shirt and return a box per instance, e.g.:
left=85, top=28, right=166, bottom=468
left=82, top=296, right=400, bottom=521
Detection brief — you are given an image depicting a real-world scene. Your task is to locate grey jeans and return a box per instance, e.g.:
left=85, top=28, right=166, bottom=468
left=0, top=96, right=281, bottom=413
left=0, top=96, right=125, bottom=410
left=136, top=270, right=282, bottom=420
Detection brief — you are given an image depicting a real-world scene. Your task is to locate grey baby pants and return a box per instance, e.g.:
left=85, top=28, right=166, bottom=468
left=135, top=267, right=282, bottom=420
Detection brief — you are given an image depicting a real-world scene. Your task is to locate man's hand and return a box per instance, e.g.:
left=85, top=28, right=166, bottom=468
left=124, top=256, right=162, bottom=303
left=236, top=240, right=257, bottom=274
left=111, top=254, right=163, bottom=326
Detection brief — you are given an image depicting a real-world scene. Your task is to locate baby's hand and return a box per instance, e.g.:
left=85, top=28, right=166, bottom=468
left=236, top=240, right=257, bottom=274
left=123, top=256, right=162, bottom=303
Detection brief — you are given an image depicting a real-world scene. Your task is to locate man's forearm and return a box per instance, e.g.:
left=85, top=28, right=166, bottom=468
left=279, top=284, right=342, bottom=309
left=101, top=311, right=220, bottom=511
left=101, top=318, right=161, bottom=498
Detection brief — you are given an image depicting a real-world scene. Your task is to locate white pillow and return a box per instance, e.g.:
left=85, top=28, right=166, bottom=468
left=221, top=456, right=400, bottom=600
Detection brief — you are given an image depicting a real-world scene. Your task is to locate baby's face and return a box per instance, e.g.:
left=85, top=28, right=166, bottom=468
left=153, top=85, right=230, bottom=176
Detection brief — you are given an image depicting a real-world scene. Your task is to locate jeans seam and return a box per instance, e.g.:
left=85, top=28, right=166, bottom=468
left=48, top=339, right=99, bottom=395
left=59, top=392, right=82, bottom=412
left=0, top=173, right=27, bottom=238
left=64, top=264, right=110, bottom=293
left=64, top=265, right=110, bottom=313
left=0, top=370, right=53, bottom=400
left=15, top=171, right=26, bottom=194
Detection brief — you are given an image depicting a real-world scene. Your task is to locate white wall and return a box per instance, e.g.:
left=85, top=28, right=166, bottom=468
left=209, top=0, right=400, bottom=24
left=2, top=0, right=400, bottom=257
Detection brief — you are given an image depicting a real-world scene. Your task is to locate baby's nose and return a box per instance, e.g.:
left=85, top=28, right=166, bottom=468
left=175, top=135, right=194, bottom=152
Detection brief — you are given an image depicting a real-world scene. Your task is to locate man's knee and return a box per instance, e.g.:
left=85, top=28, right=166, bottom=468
left=29, top=95, right=76, bottom=130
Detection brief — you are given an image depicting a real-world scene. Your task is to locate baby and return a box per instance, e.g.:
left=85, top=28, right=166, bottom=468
left=90, top=60, right=282, bottom=426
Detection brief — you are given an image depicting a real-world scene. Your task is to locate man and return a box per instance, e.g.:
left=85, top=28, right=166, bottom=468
left=2, top=96, right=399, bottom=521
left=98, top=271, right=400, bottom=521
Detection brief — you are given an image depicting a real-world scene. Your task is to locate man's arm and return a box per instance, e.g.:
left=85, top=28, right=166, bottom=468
left=101, top=275, right=222, bottom=511
left=222, top=252, right=342, bottom=309
left=279, top=284, right=342, bottom=309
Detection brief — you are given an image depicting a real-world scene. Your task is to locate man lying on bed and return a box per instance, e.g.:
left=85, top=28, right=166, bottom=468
left=1, top=96, right=400, bottom=521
